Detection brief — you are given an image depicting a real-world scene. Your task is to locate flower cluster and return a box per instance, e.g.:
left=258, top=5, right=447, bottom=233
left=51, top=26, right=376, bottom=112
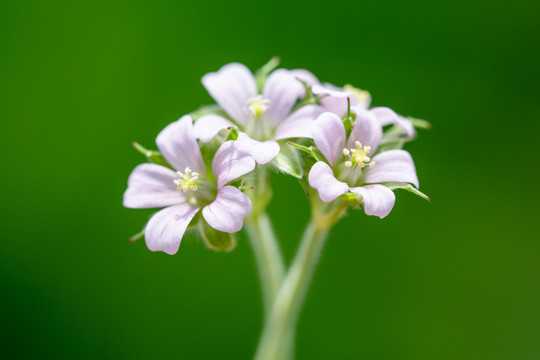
left=124, top=58, right=429, bottom=254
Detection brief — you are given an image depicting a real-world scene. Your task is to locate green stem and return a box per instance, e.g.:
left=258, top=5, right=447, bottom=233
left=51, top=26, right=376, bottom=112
left=245, top=212, right=286, bottom=317
left=254, top=219, right=330, bottom=360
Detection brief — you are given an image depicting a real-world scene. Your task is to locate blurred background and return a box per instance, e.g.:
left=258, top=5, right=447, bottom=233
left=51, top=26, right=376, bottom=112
left=1, top=0, right=539, bottom=359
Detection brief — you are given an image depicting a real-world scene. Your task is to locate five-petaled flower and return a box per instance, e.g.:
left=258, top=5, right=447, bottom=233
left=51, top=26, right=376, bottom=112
left=308, top=111, right=420, bottom=218
left=312, top=84, right=417, bottom=139
left=193, top=63, right=324, bottom=164
left=123, top=115, right=255, bottom=254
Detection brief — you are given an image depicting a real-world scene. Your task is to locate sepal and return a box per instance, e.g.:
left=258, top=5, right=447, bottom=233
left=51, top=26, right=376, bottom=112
left=270, top=142, right=303, bottom=178
left=408, top=117, right=431, bottom=130
left=287, top=141, right=323, bottom=162
left=342, top=97, right=355, bottom=137
left=199, top=218, right=237, bottom=252
left=381, top=182, right=430, bottom=201
left=255, top=56, right=281, bottom=93
left=132, top=142, right=173, bottom=169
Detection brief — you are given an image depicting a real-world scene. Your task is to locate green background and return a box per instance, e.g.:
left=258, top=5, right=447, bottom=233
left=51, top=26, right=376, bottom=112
left=1, top=0, right=539, bottom=359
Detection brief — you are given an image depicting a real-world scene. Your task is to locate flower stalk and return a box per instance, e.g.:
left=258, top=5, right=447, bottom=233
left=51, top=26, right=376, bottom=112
left=245, top=212, right=285, bottom=316
left=254, top=219, right=329, bottom=360
left=253, top=200, right=347, bottom=360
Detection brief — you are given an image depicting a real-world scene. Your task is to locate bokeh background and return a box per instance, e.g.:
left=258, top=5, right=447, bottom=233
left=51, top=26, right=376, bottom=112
left=1, top=0, right=539, bottom=359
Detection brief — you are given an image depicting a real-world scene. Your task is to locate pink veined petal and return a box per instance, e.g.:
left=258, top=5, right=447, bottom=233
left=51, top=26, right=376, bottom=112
left=201, top=63, right=257, bottom=126
left=308, top=161, right=349, bottom=202
left=235, top=132, right=280, bottom=165
left=370, top=107, right=416, bottom=138
left=263, top=69, right=304, bottom=127
left=289, top=69, right=320, bottom=96
left=273, top=105, right=325, bottom=141
left=312, top=83, right=358, bottom=117
left=156, top=115, right=206, bottom=174
left=202, top=186, right=252, bottom=233
left=123, top=163, right=185, bottom=209
left=144, top=203, right=201, bottom=255
left=193, top=114, right=234, bottom=143
left=310, top=112, right=347, bottom=166
left=365, top=149, right=420, bottom=188
left=347, top=109, right=383, bottom=153
left=212, top=140, right=256, bottom=188
left=349, top=185, right=396, bottom=219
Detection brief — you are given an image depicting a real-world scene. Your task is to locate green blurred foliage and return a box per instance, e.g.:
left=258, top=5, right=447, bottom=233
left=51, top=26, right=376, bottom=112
left=1, top=0, right=539, bottom=359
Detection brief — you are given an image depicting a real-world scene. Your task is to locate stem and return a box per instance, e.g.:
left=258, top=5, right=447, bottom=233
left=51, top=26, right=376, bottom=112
left=245, top=166, right=285, bottom=316
left=245, top=212, right=286, bottom=317
left=254, top=219, right=330, bottom=360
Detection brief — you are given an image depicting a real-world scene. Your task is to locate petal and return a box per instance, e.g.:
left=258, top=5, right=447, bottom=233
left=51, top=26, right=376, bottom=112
left=123, top=163, right=185, bottom=209
left=347, top=109, right=383, bottom=152
left=310, top=112, right=346, bottom=166
left=308, top=161, right=349, bottom=202
left=193, top=114, right=234, bottom=143
left=312, top=83, right=358, bottom=117
left=201, top=63, right=257, bottom=126
left=349, top=185, right=396, bottom=218
left=273, top=105, right=325, bottom=141
left=212, top=140, right=256, bottom=188
left=262, top=69, right=304, bottom=126
left=235, top=132, right=280, bottom=165
left=156, top=115, right=206, bottom=174
left=396, top=115, right=416, bottom=138
left=289, top=69, right=320, bottom=96
left=365, top=150, right=419, bottom=188
left=371, top=107, right=416, bottom=138
left=202, top=186, right=252, bottom=233
left=144, top=203, right=201, bottom=255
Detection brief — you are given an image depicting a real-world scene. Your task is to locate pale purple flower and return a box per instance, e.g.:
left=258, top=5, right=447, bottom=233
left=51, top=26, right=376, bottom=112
left=123, top=115, right=255, bottom=254
left=193, top=63, right=324, bottom=164
left=312, top=83, right=416, bottom=138
left=312, top=83, right=371, bottom=117
left=308, top=112, right=419, bottom=218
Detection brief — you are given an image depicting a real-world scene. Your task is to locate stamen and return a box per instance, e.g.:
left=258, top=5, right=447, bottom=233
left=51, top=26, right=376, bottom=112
left=246, top=95, right=271, bottom=117
left=173, top=167, right=200, bottom=193
left=342, top=141, right=375, bottom=169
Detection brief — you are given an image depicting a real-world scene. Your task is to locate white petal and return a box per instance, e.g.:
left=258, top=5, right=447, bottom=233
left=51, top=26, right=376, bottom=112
left=366, top=150, right=419, bottom=188
left=144, top=204, right=200, bottom=255
left=308, top=161, right=349, bottom=202
left=202, top=186, right=252, bottom=233
left=156, top=115, right=206, bottom=174
left=396, top=115, right=416, bottom=138
left=235, top=132, right=280, bottom=164
left=312, top=83, right=358, bottom=117
left=193, top=114, right=234, bottom=143
left=273, top=105, right=325, bottom=141
left=123, top=163, right=185, bottom=209
left=371, top=107, right=416, bottom=138
left=289, top=69, right=320, bottom=96
left=347, top=109, right=383, bottom=152
left=262, top=69, right=305, bottom=127
left=349, top=185, right=396, bottom=218
left=212, top=140, right=256, bottom=188
left=310, top=112, right=346, bottom=166
left=201, top=63, right=257, bottom=126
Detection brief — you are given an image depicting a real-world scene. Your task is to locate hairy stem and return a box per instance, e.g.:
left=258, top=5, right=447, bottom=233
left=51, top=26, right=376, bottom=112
left=245, top=212, right=286, bottom=317
left=254, top=219, right=330, bottom=360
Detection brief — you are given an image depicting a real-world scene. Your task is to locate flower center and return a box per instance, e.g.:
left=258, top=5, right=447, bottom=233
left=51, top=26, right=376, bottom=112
left=343, top=141, right=375, bottom=169
left=247, top=95, right=271, bottom=118
left=173, top=167, right=200, bottom=193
